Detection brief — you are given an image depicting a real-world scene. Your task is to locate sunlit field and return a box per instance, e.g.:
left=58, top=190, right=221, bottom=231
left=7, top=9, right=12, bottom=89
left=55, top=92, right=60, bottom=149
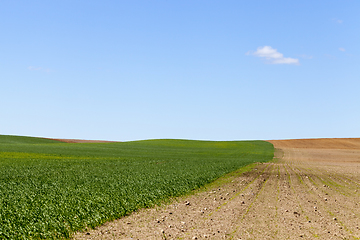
left=0, top=135, right=273, bottom=239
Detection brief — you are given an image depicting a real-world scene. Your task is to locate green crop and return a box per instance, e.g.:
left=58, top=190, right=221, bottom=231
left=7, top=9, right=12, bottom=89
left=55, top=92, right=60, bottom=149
left=0, top=135, right=274, bottom=239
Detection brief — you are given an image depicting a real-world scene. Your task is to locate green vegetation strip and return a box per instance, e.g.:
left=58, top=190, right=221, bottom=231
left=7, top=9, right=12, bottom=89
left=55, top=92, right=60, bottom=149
left=0, top=135, right=274, bottom=239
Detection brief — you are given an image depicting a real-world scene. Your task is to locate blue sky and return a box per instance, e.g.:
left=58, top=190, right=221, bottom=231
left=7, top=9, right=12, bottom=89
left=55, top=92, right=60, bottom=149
left=1, top=1, right=359, bottom=141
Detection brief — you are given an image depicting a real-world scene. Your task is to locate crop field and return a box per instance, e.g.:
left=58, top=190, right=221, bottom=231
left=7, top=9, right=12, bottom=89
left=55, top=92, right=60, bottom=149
left=75, top=138, right=360, bottom=239
left=0, top=135, right=274, bottom=239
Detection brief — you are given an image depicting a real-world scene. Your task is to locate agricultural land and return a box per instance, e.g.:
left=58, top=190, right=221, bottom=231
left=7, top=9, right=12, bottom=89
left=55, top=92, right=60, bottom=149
left=0, top=135, right=273, bottom=239
left=75, top=138, right=360, bottom=240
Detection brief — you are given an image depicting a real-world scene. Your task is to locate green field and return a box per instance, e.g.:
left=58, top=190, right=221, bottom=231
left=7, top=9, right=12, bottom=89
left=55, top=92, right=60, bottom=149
left=0, top=135, right=274, bottom=239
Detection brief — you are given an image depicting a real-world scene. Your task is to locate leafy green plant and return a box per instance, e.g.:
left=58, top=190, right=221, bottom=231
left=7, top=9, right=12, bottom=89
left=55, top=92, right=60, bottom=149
left=0, top=135, right=274, bottom=239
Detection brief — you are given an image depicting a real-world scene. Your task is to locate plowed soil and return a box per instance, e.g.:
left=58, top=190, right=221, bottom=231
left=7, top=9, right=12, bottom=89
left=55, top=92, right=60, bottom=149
left=74, top=138, right=360, bottom=240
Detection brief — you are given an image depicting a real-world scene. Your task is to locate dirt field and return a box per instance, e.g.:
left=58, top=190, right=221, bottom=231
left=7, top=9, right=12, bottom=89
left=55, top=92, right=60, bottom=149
left=74, top=138, right=360, bottom=240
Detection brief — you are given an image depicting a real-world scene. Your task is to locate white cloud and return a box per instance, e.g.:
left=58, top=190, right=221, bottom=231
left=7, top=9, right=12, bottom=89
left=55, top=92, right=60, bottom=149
left=247, top=46, right=300, bottom=65
left=28, top=66, right=51, bottom=73
left=339, top=47, right=346, bottom=52
left=333, top=18, right=343, bottom=24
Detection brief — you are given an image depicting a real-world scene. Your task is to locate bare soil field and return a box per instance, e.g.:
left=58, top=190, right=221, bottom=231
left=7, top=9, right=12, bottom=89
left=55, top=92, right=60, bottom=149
left=74, top=138, right=360, bottom=240
left=269, top=138, right=360, bottom=150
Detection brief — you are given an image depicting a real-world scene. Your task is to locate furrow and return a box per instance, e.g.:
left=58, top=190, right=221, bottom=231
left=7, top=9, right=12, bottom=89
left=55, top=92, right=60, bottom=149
left=288, top=163, right=360, bottom=238
left=207, top=163, right=272, bottom=217
left=282, top=163, right=319, bottom=238
left=229, top=164, right=276, bottom=239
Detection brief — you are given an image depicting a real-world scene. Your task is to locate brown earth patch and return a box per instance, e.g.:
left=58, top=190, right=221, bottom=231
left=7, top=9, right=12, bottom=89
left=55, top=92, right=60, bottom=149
left=268, top=138, right=360, bottom=149
left=74, top=138, right=360, bottom=240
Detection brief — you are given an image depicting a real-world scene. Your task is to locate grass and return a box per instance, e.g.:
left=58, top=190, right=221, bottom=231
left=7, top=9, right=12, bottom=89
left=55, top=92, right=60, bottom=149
left=0, top=135, right=274, bottom=239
